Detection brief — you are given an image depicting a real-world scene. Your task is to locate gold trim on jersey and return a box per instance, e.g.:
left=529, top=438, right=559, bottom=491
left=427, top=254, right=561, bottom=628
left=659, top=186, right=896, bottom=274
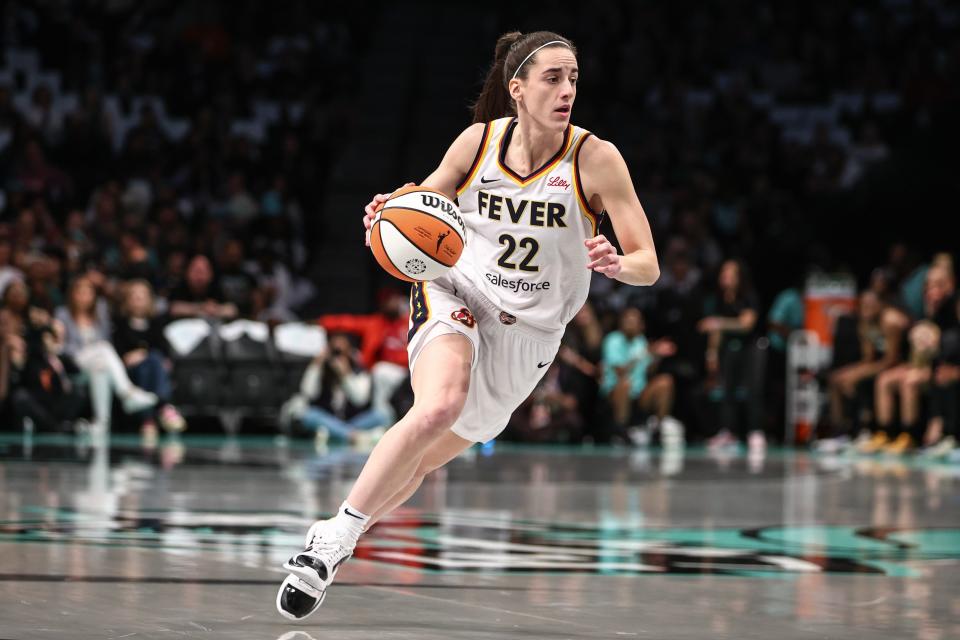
left=456, top=123, right=493, bottom=196
left=496, top=118, right=573, bottom=187
left=407, top=281, right=432, bottom=341
left=572, top=132, right=600, bottom=236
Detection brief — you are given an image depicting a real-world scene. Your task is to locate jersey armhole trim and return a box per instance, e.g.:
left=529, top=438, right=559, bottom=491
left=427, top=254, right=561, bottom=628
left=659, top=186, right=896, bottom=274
left=455, top=123, right=493, bottom=196
left=573, top=132, right=601, bottom=235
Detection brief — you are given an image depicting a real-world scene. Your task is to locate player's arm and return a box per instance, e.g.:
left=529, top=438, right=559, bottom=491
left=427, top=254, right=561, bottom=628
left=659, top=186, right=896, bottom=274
left=420, top=122, right=487, bottom=199
left=578, top=137, right=660, bottom=287
left=363, top=123, right=486, bottom=244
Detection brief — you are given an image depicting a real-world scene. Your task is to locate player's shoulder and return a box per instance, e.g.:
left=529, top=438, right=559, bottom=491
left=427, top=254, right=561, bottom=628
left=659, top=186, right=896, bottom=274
left=575, top=131, right=624, bottom=169
left=457, top=121, right=491, bottom=145
left=447, top=122, right=490, bottom=159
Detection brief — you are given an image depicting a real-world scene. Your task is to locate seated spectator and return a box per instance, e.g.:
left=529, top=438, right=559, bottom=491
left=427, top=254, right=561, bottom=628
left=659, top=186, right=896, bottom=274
left=864, top=261, right=958, bottom=454
left=600, top=306, right=681, bottom=447
left=823, top=291, right=908, bottom=441
left=764, top=269, right=805, bottom=437
left=0, top=238, right=25, bottom=298
left=114, top=279, right=185, bottom=435
left=8, top=319, right=88, bottom=433
left=698, top=258, right=763, bottom=451
left=923, top=306, right=960, bottom=459
left=557, top=302, right=603, bottom=441
left=168, top=255, right=238, bottom=320
left=215, top=238, right=259, bottom=317
left=55, top=275, right=158, bottom=428
left=278, top=333, right=386, bottom=447
left=505, top=361, right=583, bottom=444
left=318, top=287, right=409, bottom=424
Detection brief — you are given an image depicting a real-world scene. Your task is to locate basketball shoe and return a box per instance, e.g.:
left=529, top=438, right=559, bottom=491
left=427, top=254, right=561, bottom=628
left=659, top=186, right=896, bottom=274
left=276, top=518, right=358, bottom=619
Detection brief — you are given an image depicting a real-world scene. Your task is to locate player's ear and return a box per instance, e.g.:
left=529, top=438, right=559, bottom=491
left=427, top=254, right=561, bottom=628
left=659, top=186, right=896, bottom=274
left=508, top=78, right=523, bottom=103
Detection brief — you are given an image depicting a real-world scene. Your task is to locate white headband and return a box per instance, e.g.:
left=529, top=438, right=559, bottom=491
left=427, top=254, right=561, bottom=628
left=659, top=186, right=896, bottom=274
left=510, top=40, right=570, bottom=81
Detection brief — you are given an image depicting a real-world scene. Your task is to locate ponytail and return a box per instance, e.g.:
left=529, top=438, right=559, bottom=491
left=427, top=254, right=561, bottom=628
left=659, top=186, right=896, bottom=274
left=471, top=31, right=522, bottom=124
left=470, top=31, right=576, bottom=124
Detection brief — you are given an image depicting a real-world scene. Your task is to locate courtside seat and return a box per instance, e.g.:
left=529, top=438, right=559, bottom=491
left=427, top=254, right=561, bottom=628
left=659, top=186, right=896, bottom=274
left=164, top=318, right=224, bottom=418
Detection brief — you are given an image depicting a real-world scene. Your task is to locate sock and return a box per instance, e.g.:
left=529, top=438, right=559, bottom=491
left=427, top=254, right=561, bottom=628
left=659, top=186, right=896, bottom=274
left=335, top=501, right=370, bottom=541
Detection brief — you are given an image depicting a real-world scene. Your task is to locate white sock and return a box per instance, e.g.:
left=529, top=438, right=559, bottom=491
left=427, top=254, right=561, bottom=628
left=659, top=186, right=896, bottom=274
left=335, top=501, right=370, bottom=541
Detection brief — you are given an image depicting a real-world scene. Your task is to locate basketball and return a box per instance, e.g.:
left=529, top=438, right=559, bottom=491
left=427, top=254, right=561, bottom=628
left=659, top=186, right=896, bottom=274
left=370, top=185, right=466, bottom=282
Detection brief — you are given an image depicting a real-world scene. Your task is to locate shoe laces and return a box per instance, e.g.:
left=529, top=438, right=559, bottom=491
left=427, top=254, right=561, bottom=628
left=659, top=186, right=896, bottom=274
left=306, top=522, right=355, bottom=558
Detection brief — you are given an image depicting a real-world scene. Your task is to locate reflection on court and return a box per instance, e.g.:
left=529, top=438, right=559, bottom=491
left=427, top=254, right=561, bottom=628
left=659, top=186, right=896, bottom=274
left=0, top=433, right=957, bottom=639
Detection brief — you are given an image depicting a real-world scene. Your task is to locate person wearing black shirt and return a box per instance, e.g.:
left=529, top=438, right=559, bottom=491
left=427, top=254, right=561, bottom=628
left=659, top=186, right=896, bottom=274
left=114, top=279, right=185, bottom=434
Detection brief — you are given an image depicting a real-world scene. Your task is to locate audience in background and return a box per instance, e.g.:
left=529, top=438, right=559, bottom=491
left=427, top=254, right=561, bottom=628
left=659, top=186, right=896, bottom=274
left=0, top=2, right=956, bottom=460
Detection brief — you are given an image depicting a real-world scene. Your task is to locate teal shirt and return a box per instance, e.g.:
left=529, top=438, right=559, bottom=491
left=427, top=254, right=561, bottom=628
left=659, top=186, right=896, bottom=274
left=767, top=287, right=804, bottom=351
left=601, top=332, right=652, bottom=397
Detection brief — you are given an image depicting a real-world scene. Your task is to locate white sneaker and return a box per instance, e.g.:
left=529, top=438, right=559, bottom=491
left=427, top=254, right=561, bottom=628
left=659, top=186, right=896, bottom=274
left=121, top=388, right=159, bottom=413
left=314, top=427, right=330, bottom=451
left=282, top=519, right=356, bottom=592
left=923, top=435, right=957, bottom=459
left=279, top=393, right=309, bottom=431
left=748, top=431, right=767, bottom=453
left=661, top=416, right=685, bottom=449
left=814, top=435, right=851, bottom=454
left=627, top=426, right=651, bottom=448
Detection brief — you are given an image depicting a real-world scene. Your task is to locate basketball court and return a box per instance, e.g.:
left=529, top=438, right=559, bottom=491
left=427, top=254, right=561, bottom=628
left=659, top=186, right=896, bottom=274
left=1, top=432, right=957, bottom=639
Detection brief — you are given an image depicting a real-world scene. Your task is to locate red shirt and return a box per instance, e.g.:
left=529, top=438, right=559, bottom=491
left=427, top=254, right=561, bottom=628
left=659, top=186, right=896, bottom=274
left=319, top=313, right=408, bottom=369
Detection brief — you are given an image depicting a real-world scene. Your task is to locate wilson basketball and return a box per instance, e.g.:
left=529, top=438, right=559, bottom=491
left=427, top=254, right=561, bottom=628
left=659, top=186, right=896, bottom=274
left=370, top=185, right=466, bottom=282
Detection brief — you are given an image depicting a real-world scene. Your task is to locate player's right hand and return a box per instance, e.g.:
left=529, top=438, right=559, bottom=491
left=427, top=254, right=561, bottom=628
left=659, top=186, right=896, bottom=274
left=364, top=182, right=415, bottom=246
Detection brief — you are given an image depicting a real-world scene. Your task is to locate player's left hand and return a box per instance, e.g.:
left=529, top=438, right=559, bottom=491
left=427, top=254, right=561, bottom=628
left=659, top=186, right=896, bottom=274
left=585, top=235, right=622, bottom=278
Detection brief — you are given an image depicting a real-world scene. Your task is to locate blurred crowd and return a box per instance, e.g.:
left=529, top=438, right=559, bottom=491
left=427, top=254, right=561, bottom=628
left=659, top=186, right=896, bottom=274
left=0, top=2, right=957, bottom=459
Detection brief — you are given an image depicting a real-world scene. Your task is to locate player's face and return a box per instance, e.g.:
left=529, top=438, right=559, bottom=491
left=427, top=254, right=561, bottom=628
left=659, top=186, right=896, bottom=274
left=514, top=47, right=578, bottom=131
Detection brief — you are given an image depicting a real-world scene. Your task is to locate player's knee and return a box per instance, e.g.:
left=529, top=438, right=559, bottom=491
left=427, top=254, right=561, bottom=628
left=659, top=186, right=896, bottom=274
left=410, top=393, right=466, bottom=438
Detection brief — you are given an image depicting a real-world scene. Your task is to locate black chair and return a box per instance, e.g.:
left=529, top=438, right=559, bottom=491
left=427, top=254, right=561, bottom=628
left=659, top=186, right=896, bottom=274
left=165, top=319, right=225, bottom=419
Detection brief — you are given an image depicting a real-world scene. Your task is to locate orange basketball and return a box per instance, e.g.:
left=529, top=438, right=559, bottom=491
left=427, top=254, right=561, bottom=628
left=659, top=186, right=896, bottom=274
left=370, top=185, right=466, bottom=282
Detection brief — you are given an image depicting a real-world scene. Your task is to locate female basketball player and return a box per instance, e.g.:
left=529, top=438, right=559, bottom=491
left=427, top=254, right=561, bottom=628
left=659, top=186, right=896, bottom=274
left=277, top=30, right=659, bottom=619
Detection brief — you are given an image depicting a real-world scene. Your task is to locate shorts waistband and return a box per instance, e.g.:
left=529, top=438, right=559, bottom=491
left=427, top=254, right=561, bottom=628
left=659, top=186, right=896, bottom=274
left=448, top=268, right=564, bottom=344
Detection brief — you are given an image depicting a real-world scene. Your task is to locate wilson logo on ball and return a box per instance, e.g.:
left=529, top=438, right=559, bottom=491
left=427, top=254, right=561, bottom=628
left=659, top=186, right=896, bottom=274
left=369, top=185, right=466, bottom=283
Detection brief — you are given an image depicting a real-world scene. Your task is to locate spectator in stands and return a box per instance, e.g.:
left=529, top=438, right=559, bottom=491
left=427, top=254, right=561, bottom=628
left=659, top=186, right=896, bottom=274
left=55, top=275, right=158, bottom=427
left=216, top=238, right=258, bottom=317
left=0, top=238, right=24, bottom=297
left=923, top=297, right=960, bottom=459
left=279, top=333, right=384, bottom=447
left=764, top=267, right=805, bottom=437
left=107, top=228, right=157, bottom=283
left=15, top=139, right=71, bottom=203
left=865, top=260, right=958, bottom=454
left=821, top=291, right=908, bottom=447
left=650, top=239, right=705, bottom=435
left=114, top=279, right=185, bottom=435
left=601, top=307, right=681, bottom=447
left=699, top=258, right=763, bottom=451
left=7, top=318, right=88, bottom=433
left=505, top=361, right=583, bottom=444
left=247, top=243, right=309, bottom=322
left=168, top=254, right=238, bottom=320
left=557, top=302, right=603, bottom=441
left=318, top=287, right=410, bottom=424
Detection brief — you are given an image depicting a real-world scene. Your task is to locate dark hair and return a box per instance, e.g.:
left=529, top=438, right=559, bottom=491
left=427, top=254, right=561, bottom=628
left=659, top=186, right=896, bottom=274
left=471, top=31, right=576, bottom=124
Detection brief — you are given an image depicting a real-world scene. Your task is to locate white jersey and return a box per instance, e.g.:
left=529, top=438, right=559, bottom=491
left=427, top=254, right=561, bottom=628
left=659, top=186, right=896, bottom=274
left=453, top=117, right=601, bottom=333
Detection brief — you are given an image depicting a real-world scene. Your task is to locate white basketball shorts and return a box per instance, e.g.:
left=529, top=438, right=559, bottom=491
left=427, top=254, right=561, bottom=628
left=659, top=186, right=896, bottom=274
left=406, top=268, right=562, bottom=443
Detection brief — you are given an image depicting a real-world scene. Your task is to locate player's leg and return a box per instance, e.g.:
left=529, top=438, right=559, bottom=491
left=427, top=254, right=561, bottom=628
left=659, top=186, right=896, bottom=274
left=277, top=333, right=473, bottom=620
left=345, top=333, right=472, bottom=514
left=365, top=429, right=472, bottom=529
left=280, top=334, right=472, bottom=595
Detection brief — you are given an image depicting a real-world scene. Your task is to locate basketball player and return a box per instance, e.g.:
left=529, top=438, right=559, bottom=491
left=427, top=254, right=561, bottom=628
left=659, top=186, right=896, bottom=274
left=277, top=31, right=659, bottom=619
